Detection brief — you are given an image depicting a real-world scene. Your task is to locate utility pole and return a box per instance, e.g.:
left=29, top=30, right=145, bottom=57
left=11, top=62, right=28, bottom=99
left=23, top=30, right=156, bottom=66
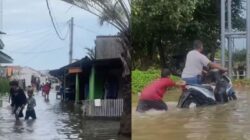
left=228, top=0, right=233, bottom=78
left=69, top=17, right=74, bottom=64
left=220, top=0, right=250, bottom=78
left=221, top=0, right=226, bottom=67
left=0, top=0, right=3, bottom=39
left=247, top=0, right=250, bottom=78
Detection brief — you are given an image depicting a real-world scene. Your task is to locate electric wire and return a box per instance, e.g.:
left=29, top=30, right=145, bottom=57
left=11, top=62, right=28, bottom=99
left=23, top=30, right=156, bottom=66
left=74, top=24, right=98, bottom=34
left=4, top=29, right=53, bottom=45
left=4, top=41, right=67, bottom=54
left=20, top=43, right=68, bottom=65
left=6, top=27, right=52, bottom=36
left=4, top=31, right=54, bottom=52
left=46, top=0, right=69, bottom=40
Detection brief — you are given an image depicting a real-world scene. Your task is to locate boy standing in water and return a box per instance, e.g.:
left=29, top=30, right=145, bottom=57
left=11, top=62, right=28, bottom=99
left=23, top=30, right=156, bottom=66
left=136, top=68, right=185, bottom=113
left=25, top=89, right=36, bottom=120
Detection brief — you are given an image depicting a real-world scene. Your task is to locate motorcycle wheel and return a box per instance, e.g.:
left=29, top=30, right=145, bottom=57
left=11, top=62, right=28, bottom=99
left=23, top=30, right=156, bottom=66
left=231, top=93, right=237, bottom=100
left=183, top=98, right=199, bottom=108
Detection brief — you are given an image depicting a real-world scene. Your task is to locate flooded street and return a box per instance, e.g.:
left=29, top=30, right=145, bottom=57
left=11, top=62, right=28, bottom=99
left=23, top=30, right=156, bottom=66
left=0, top=90, right=123, bottom=140
left=132, top=90, right=250, bottom=140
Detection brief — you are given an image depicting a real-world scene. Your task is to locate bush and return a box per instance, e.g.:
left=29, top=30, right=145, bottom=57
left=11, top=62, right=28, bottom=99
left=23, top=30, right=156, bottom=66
left=0, top=78, right=10, bottom=95
left=132, top=69, right=181, bottom=94
left=132, top=69, right=160, bottom=94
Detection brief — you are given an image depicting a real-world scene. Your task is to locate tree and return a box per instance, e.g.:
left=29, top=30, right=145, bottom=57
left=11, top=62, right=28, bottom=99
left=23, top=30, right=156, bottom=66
left=132, top=0, right=200, bottom=70
left=61, top=0, right=131, bottom=137
left=132, top=0, right=245, bottom=71
left=233, top=48, right=246, bottom=63
left=85, top=47, right=95, bottom=60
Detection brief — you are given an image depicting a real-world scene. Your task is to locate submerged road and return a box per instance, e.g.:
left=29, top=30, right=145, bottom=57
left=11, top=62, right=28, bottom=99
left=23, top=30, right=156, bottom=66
left=133, top=89, right=250, bottom=140
left=0, top=90, right=122, bottom=140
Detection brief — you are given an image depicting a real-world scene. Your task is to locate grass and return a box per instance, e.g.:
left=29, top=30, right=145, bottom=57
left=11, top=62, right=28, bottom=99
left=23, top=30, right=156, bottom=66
left=132, top=69, right=181, bottom=94
left=132, top=69, right=183, bottom=107
left=233, top=79, right=250, bottom=88
left=0, top=78, right=10, bottom=96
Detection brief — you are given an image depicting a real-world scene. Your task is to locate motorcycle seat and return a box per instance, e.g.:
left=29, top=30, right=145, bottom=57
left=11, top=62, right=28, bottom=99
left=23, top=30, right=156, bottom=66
left=189, top=84, right=214, bottom=92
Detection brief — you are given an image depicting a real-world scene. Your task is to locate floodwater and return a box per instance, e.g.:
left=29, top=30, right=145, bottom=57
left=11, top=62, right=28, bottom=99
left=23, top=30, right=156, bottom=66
left=0, top=90, right=124, bottom=140
left=132, top=89, right=250, bottom=140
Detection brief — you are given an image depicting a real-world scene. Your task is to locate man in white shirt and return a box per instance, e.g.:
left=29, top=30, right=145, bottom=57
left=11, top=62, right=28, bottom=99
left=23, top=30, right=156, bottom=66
left=181, top=40, right=227, bottom=85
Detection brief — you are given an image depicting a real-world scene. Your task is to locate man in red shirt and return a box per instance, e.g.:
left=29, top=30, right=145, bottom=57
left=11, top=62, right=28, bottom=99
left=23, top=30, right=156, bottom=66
left=136, top=68, right=185, bottom=113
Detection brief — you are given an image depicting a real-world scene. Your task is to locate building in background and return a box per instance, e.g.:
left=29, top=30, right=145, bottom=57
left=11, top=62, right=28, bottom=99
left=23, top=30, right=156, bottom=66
left=0, top=33, right=13, bottom=65
left=50, top=36, right=125, bottom=118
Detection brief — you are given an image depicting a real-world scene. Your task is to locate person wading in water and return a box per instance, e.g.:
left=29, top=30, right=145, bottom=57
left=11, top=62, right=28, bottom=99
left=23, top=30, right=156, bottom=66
left=10, top=80, right=27, bottom=120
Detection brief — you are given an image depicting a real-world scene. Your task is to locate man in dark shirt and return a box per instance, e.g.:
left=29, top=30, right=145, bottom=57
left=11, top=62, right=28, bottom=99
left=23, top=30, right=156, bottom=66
left=10, top=80, right=27, bottom=120
left=9, top=86, right=15, bottom=107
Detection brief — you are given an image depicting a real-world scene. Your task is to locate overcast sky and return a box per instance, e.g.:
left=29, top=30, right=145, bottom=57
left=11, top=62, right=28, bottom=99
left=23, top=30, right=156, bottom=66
left=1, top=0, right=118, bottom=70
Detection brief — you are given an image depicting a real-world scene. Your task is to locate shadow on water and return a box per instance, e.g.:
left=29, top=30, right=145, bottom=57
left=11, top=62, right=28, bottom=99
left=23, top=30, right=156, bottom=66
left=132, top=89, right=250, bottom=140
left=0, top=91, right=126, bottom=140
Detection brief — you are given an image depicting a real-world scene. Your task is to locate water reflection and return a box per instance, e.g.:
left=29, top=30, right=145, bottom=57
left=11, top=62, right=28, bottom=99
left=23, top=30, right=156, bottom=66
left=0, top=91, right=123, bottom=140
left=0, top=99, right=3, bottom=107
left=133, top=90, right=250, bottom=140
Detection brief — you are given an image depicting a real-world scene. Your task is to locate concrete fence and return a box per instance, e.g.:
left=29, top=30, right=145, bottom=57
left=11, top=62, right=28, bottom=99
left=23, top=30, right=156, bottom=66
left=82, top=99, right=123, bottom=118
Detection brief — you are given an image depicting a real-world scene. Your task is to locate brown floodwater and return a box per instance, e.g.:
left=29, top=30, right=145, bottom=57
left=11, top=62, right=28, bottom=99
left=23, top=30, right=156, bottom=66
left=0, top=90, right=126, bottom=140
left=132, top=89, right=250, bottom=140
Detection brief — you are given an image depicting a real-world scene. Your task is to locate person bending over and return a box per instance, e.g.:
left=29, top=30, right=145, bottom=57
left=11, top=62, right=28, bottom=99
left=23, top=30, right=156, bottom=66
left=136, top=68, right=185, bottom=113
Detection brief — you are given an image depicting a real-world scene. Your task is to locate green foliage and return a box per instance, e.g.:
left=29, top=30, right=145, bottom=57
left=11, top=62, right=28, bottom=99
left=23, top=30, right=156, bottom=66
left=233, top=79, right=250, bottom=86
left=132, top=69, right=160, bottom=94
left=170, top=75, right=182, bottom=82
left=132, top=0, right=245, bottom=70
left=132, top=69, right=181, bottom=94
left=0, top=78, right=10, bottom=95
left=233, top=49, right=246, bottom=64
left=132, top=0, right=199, bottom=69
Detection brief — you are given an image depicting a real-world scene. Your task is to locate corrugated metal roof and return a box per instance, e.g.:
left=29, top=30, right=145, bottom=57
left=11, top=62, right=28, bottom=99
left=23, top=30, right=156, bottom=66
left=49, top=57, right=123, bottom=77
left=0, top=51, right=13, bottom=63
left=0, top=39, right=4, bottom=49
left=49, top=56, right=92, bottom=77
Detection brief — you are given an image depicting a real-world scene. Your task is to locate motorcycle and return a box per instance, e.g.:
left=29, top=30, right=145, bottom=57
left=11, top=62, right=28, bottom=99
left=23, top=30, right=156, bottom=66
left=177, top=69, right=237, bottom=108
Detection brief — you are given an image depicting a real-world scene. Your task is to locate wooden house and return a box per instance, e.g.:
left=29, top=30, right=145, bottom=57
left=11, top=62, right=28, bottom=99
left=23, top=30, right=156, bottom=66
left=50, top=36, right=125, bottom=118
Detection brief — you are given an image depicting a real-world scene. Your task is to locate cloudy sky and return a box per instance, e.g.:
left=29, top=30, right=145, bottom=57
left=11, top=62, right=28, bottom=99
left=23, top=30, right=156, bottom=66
left=1, top=0, right=118, bottom=70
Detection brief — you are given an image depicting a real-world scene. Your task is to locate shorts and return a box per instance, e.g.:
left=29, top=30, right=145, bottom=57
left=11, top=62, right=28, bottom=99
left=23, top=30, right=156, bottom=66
left=182, top=75, right=202, bottom=85
left=25, top=109, right=36, bottom=120
left=136, top=100, right=168, bottom=113
left=14, top=106, right=24, bottom=118
left=45, top=91, right=50, bottom=95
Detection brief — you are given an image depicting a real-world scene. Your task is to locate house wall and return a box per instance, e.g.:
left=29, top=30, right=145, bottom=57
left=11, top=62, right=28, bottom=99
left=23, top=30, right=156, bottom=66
left=89, top=66, right=123, bottom=100
left=94, top=71, right=104, bottom=99
left=95, top=36, right=124, bottom=60
left=89, top=67, right=104, bottom=100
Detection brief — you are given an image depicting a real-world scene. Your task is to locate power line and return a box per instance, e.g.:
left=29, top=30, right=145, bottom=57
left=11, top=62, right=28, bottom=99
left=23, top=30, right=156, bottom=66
left=4, top=30, right=54, bottom=52
left=5, top=29, right=53, bottom=43
left=65, top=5, right=74, bottom=14
left=6, top=28, right=51, bottom=36
left=49, top=0, right=69, bottom=38
left=46, top=0, right=69, bottom=40
left=74, top=24, right=99, bottom=34
left=5, top=46, right=67, bottom=54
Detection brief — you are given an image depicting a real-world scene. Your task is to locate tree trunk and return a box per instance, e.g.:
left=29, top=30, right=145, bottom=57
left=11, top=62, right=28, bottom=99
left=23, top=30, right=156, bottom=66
left=158, top=43, right=166, bottom=67
left=118, top=30, right=131, bottom=138
left=118, top=75, right=131, bottom=137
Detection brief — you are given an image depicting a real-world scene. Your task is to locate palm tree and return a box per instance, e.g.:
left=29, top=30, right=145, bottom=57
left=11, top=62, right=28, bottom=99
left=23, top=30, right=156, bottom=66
left=61, top=0, right=131, bottom=137
left=85, top=47, right=95, bottom=60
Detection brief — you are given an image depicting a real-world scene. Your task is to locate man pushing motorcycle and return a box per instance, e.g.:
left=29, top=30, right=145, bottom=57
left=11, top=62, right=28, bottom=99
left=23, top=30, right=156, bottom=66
left=181, top=40, right=228, bottom=85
